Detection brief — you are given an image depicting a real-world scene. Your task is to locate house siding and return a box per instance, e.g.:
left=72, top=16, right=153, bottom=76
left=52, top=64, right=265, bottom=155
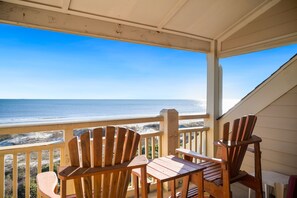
left=243, top=86, right=297, bottom=175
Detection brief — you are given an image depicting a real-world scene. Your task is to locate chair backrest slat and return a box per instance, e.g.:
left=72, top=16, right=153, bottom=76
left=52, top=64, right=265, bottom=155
left=231, top=118, right=240, bottom=141
left=80, top=132, right=92, bottom=198
left=104, top=126, right=116, bottom=166
left=68, top=126, right=139, bottom=198
left=131, top=133, right=141, bottom=159
left=237, top=116, right=247, bottom=141
left=115, top=129, right=134, bottom=197
left=229, top=118, right=240, bottom=164
left=122, top=132, right=141, bottom=197
left=230, top=117, right=245, bottom=177
left=68, top=137, right=84, bottom=197
left=114, top=127, right=127, bottom=165
left=93, top=128, right=103, bottom=198
left=122, top=130, right=135, bottom=162
left=222, top=122, right=230, bottom=142
left=109, top=127, right=127, bottom=198
left=102, top=126, right=115, bottom=198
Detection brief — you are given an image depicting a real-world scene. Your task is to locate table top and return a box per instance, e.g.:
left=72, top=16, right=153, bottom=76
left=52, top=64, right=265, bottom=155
left=134, top=155, right=205, bottom=182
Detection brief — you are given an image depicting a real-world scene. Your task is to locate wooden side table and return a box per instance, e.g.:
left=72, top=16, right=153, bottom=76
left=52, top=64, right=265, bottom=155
left=132, top=155, right=205, bottom=198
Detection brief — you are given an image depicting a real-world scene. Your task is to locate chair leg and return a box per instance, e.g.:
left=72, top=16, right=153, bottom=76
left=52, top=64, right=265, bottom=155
left=255, top=143, right=263, bottom=198
left=255, top=185, right=264, bottom=198
left=133, top=174, right=139, bottom=198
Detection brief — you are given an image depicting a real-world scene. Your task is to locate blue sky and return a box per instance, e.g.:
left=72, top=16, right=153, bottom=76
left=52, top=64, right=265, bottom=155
left=0, top=24, right=297, bottom=104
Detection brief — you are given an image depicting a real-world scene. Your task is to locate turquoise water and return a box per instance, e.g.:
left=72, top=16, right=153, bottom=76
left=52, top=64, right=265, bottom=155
left=0, top=99, right=205, bottom=124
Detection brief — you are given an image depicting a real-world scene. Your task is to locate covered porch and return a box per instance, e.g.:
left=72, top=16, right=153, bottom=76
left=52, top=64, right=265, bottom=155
left=0, top=0, right=297, bottom=197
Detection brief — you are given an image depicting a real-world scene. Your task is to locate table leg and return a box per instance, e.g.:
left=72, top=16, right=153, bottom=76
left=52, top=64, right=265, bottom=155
left=181, top=176, right=190, bottom=198
left=191, top=171, right=204, bottom=198
left=133, top=173, right=139, bottom=198
left=198, top=172, right=204, bottom=198
left=157, top=181, right=163, bottom=198
left=170, top=180, right=176, bottom=198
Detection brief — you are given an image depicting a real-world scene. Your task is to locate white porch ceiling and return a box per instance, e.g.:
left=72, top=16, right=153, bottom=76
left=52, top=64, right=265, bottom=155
left=0, top=0, right=296, bottom=56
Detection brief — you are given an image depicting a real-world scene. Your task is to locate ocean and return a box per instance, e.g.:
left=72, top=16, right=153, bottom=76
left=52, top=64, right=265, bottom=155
left=0, top=99, right=206, bottom=124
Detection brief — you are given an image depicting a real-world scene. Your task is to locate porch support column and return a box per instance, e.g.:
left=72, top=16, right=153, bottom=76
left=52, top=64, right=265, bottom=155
left=206, top=40, right=222, bottom=157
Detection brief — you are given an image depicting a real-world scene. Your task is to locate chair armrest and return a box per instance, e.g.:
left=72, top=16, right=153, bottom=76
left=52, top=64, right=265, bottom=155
left=215, top=135, right=262, bottom=148
left=58, top=155, right=148, bottom=180
left=176, top=148, right=226, bottom=164
left=37, top=171, right=60, bottom=198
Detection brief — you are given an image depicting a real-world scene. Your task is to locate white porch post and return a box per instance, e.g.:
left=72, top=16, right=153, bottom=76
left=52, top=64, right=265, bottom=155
left=206, top=40, right=222, bottom=157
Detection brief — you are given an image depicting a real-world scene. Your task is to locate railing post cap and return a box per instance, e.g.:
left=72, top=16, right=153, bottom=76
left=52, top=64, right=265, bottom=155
left=160, top=109, right=178, bottom=114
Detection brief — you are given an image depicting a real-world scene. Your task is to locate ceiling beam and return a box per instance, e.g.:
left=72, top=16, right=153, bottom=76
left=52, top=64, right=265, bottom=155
left=2, top=0, right=212, bottom=42
left=219, top=33, right=297, bottom=58
left=0, top=2, right=211, bottom=53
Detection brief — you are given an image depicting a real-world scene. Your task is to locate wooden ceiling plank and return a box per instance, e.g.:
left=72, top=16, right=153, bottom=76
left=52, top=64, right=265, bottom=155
left=216, top=0, right=281, bottom=50
left=157, top=0, right=188, bottom=29
left=63, top=0, right=71, bottom=11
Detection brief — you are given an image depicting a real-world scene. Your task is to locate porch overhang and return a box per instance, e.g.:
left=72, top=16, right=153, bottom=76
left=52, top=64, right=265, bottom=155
left=1, top=0, right=296, bottom=57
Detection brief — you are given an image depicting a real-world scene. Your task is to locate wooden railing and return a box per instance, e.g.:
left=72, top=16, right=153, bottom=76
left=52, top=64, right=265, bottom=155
left=178, top=114, right=210, bottom=156
left=0, top=109, right=209, bottom=197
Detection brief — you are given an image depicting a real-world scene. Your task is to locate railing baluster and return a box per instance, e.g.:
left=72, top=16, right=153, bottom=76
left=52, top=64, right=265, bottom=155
left=151, top=136, right=155, bottom=159
left=37, top=151, right=42, bottom=173
left=203, top=130, right=207, bottom=156
left=199, top=132, right=202, bottom=155
left=60, top=147, right=65, bottom=167
left=26, top=152, right=30, bottom=198
left=0, top=154, right=4, bottom=198
left=189, top=132, right=192, bottom=150
left=138, top=142, right=141, bottom=156
left=144, top=138, right=148, bottom=159
left=158, top=135, right=162, bottom=157
left=183, top=133, right=186, bottom=148
left=194, top=131, right=198, bottom=153
left=49, top=148, right=53, bottom=171
left=13, top=153, right=17, bottom=198
left=193, top=131, right=198, bottom=163
left=37, top=150, right=42, bottom=198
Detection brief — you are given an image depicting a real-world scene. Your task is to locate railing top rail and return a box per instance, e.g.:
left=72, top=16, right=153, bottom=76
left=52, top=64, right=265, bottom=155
left=0, top=141, right=64, bottom=154
left=179, top=113, right=209, bottom=120
left=0, top=113, right=208, bottom=135
left=0, top=115, right=163, bottom=134
left=178, top=126, right=210, bottom=133
left=139, top=131, right=163, bottom=139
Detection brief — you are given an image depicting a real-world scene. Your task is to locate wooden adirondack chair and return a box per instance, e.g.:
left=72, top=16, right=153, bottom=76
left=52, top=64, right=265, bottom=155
left=177, top=115, right=263, bottom=198
left=37, top=126, right=148, bottom=198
